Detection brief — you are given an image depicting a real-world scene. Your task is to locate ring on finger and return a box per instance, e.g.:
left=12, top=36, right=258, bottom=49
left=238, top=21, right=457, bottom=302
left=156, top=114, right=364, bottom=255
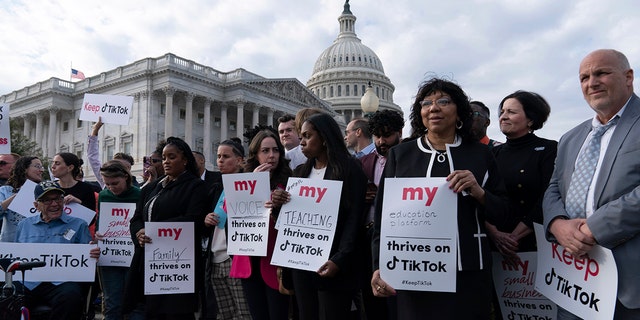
left=376, top=285, right=381, bottom=291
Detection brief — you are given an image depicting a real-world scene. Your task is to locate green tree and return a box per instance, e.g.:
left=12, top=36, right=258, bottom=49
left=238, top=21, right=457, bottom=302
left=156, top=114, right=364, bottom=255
left=9, top=118, right=50, bottom=179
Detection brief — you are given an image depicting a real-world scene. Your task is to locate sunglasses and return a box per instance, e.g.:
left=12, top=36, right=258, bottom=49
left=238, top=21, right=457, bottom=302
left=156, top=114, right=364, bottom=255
left=150, top=158, right=162, bottom=163
left=0, top=161, right=13, bottom=166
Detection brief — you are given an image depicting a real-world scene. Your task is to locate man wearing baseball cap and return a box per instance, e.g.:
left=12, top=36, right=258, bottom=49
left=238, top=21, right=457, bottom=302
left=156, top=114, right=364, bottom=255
left=14, top=181, right=100, bottom=319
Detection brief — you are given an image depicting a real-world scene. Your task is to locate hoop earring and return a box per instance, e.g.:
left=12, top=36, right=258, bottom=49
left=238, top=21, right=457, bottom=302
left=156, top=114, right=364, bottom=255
left=456, top=120, right=463, bottom=129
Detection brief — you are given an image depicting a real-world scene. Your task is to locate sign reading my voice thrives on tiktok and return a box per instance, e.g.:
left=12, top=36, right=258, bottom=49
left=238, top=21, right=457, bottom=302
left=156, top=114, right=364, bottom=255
left=379, top=177, right=458, bottom=292
left=79, top=93, right=133, bottom=125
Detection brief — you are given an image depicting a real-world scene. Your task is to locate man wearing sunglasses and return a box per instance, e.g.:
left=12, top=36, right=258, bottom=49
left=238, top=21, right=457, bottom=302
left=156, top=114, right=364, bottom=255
left=470, top=101, right=502, bottom=148
left=0, top=153, right=19, bottom=186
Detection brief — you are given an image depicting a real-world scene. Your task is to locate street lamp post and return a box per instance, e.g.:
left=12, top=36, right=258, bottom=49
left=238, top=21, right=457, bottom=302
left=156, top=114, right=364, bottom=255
left=360, top=81, right=379, bottom=117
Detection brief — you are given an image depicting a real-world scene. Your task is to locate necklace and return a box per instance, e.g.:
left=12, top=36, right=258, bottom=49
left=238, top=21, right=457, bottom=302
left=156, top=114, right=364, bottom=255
left=424, top=137, right=448, bottom=163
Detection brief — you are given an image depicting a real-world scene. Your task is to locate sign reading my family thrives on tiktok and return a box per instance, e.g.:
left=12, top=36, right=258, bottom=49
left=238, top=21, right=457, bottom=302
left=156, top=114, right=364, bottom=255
left=79, top=93, right=133, bottom=125
left=379, top=177, right=457, bottom=292
left=0, top=103, right=10, bottom=154
left=97, top=202, right=136, bottom=267
left=533, top=223, right=617, bottom=320
left=271, top=178, right=342, bottom=272
left=144, top=222, right=195, bottom=295
left=222, top=172, right=271, bottom=256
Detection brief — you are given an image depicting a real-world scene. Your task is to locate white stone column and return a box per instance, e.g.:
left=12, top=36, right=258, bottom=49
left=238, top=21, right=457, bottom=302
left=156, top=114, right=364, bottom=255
left=23, top=114, right=33, bottom=139
left=47, top=107, right=58, bottom=158
left=252, top=105, right=260, bottom=128
left=35, top=111, right=44, bottom=152
left=185, top=92, right=195, bottom=147
left=203, top=98, right=212, bottom=166
left=163, top=87, right=176, bottom=139
left=236, top=100, right=245, bottom=138
left=220, top=104, right=228, bottom=142
left=267, top=108, right=274, bottom=127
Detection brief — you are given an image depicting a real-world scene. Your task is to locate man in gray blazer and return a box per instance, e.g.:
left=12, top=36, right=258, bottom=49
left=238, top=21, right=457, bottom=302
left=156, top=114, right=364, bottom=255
left=543, top=49, right=640, bottom=319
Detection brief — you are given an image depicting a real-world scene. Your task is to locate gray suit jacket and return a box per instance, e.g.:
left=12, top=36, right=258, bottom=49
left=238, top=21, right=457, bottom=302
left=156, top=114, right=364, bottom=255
left=543, top=93, right=640, bottom=309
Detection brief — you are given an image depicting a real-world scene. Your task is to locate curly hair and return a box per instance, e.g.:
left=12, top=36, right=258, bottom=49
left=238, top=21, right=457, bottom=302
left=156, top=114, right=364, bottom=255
left=245, top=129, right=292, bottom=190
left=7, top=156, right=39, bottom=192
left=408, top=78, right=475, bottom=143
left=368, top=109, right=405, bottom=137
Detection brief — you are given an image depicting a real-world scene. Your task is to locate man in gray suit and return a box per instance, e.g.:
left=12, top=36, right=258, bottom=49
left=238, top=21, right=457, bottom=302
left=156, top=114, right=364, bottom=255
left=544, top=49, right=640, bottom=319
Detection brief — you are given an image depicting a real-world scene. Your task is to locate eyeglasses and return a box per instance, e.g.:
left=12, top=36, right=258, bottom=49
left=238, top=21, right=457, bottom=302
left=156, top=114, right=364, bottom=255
left=150, top=158, right=162, bottom=163
left=420, top=98, right=452, bottom=108
left=472, top=111, right=488, bottom=119
left=30, top=164, right=44, bottom=170
left=0, top=161, right=13, bottom=167
left=39, top=196, right=64, bottom=205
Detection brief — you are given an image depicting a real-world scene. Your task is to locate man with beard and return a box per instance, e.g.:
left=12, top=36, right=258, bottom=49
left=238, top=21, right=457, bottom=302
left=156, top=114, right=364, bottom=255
left=357, top=109, right=404, bottom=320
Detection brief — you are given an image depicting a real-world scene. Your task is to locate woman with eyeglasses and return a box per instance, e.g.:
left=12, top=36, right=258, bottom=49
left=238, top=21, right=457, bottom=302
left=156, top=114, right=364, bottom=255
left=94, top=160, right=141, bottom=320
left=369, top=78, right=508, bottom=319
left=203, top=139, right=252, bottom=319
left=0, top=156, right=44, bottom=242
left=125, top=137, right=209, bottom=319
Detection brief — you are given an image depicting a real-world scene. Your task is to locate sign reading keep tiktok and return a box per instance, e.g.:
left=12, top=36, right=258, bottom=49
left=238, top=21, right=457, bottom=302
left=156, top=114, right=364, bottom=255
left=379, top=177, right=458, bottom=292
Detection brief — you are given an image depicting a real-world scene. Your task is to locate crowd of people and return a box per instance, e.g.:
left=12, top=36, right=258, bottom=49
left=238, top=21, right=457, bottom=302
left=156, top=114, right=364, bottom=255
left=0, top=48, right=638, bottom=319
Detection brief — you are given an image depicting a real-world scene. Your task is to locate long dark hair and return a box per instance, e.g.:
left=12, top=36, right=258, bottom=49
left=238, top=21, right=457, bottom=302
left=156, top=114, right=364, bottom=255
left=56, top=152, right=84, bottom=178
left=165, top=137, right=199, bottom=177
left=245, top=129, right=292, bottom=190
left=409, top=78, right=475, bottom=143
left=299, top=113, right=351, bottom=180
left=7, top=156, right=39, bottom=192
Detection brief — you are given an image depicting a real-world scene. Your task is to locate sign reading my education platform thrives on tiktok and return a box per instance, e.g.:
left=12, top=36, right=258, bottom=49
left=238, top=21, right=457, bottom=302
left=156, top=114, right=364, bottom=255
left=271, top=177, right=342, bottom=272
left=79, top=93, right=133, bottom=125
left=379, top=177, right=458, bottom=292
left=144, top=222, right=195, bottom=295
left=534, top=223, right=617, bottom=320
left=0, top=103, right=10, bottom=154
left=223, top=172, right=271, bottom=256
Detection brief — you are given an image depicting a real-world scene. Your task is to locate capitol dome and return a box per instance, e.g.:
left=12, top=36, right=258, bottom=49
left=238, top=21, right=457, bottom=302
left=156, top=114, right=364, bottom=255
left=307, top=1, right=402, bottom=122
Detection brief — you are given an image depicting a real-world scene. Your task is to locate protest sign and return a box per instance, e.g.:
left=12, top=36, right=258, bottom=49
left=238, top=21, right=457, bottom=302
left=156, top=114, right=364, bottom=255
left=144, top=222, right=195, bottom=295
left=222, top=172, right=271, bottom=256
left=0, top=242, right=97, bottom=282
left=271, top=177, right=342, bottom=272
left=379, top=177, right=457, bottom=292
left=97, top=202, right=136, bottom=266
left=0, top=103, right=10, bottom=153
left=492, top=252, right=557, bottom=320
left=64, top=202, right=96, bottom=224
left=79, top=93, right=133, bottom=125
left=8, top=179, right=38, bottom=217
left=534, top=223, right=617, bottom=320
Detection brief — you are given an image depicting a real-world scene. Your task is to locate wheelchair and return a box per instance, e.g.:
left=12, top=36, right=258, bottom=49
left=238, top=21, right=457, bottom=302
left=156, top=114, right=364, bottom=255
left=0, top=258, right=49, bottom=320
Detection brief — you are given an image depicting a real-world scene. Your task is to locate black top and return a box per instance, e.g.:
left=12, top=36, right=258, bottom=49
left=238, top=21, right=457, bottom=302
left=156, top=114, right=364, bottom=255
left=62, top=181, right=97, bottom=211
left=492, top=133, right=557, bottom=251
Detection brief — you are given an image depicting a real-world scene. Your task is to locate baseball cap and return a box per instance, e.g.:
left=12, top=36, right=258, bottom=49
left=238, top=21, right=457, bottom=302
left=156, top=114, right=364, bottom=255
left=34, top=181, right=65, bottom=201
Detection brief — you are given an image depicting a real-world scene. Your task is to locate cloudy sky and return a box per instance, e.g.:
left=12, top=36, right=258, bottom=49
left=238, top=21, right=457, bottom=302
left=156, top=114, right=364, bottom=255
left=1, top=0, right=639, bottom=140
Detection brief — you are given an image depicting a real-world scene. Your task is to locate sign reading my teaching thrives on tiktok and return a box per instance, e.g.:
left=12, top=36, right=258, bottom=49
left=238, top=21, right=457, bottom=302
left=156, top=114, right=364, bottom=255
left=533, top=223, right=617, bottom=320
left=97, top=202, right=136, bottom=267
left=144, top=222, right=195, bottom=295
left=0, top=103, right=10, bottom=154
left=271, top=178, right=342, bottom=272
left=79, top=93, right=133, bottom=125
left=379, top=177, right=457, bottom=292
left=222, top=171, right=271, bottom=256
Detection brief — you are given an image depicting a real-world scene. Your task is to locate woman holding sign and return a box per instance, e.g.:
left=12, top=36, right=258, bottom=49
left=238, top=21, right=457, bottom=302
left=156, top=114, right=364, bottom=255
left=95, top=160, right=141, bottom=320
left=125, top=137, right=208, bottom=320
left=0, top=156, right=44, bottom=242
left=271, top=113, right=368, bottom=320
left=370, top=78, right=508, bottom=319
left=50, top=152, right=97, bottom=211
left=230, top=127, right=293, bottom=320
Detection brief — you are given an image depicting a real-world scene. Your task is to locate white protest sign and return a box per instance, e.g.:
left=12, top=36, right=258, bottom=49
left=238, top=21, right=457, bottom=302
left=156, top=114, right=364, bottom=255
left=379, top=177, right=457, bottom=292
left=64, top=202, right=96, bottom=224
left=144, top=222, right=195, bottom=295
left=0, top=242, right=97, bottom=282
left=271, top=177, right=342, bottom=272
left=222, top=172, right=271, bottom=256
left=534, top=223, right=617, bottom=320
left=97, top=202, right=136, bottom=267
left=0, top=103, right=10, bottom=153
left=492, top=252, right=557, bottom=320
left=79, top=93, right=133, bottom=125
left=8, top=179, right=38, bottom=217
